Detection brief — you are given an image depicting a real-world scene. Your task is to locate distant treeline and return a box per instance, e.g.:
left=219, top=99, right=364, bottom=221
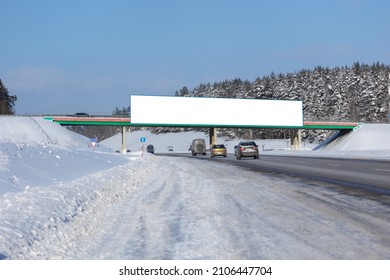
left=72, top=62, right=390, bottom=142
left=170, top=62, right=390, bottom=142
left=176, top=62, right=389, bottom=123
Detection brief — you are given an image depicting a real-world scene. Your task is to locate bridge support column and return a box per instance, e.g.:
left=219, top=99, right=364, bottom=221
left=209, top=127, right=217, bottom=146
left=291, top=129, right=302, bottom=150
left=121, top=126, right=127, bottom=154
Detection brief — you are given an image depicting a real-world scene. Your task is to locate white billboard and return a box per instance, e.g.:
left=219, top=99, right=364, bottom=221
left=130, top=95, right=303, bottom=127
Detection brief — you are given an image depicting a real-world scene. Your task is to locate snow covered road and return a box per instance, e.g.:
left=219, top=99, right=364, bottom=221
left=1, top=154, right=389, bottom=259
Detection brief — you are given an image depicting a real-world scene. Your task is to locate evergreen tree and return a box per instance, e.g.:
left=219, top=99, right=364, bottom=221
left=99, top=62, right=390, bottom=142
left=113, top=106, right=130, bottom=116
left=176, top=86, right=190, bottom=96
left=0, top=79, right=17, bottom=114
left=165, top=62, right=390, bottom=141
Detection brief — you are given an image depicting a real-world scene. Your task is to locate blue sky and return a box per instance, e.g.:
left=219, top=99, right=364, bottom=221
left=1, top=0, right=389, bottom=115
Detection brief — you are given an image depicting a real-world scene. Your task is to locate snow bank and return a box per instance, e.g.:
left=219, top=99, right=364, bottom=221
left=0, top=116, right=88, bottom=147
left=303, top=124, right=390, bottom=160
left=0, top=116, right=129, bottom=195
left=0, top=154, right=155, bottom=259
left=322, top=124, right=390, bottom=151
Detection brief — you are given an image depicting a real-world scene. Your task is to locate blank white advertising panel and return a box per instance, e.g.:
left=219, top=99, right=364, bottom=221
left=130, top=95, right=303, bottom=127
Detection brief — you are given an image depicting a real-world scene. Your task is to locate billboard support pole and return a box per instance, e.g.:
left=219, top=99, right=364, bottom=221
left=209, top=127, right=217, bottom=146
left=291, top=129, right=301, bottom=150
left=121, top=126, right=127, bottom=154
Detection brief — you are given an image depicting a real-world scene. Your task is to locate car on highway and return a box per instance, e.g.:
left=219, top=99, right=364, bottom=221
left=146, top=144, right=154, bottom=154
left=74, top=112, right=90, bottom=117
left=236, top=141, right=259, bottom=159
left=191, top=139, right=207, bottom=156
left=210, top=144, right=227, bottom=158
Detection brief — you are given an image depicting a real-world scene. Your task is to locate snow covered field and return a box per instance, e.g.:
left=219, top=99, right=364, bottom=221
left=0, top=116, right=389, bottom=260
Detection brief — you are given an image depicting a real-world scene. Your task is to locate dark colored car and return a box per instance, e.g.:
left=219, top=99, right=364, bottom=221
left=74, top=112, right=90, bottom=117
left=146, top=144, right=154, bottom=154
left=236, top=141, right=259, bottom=159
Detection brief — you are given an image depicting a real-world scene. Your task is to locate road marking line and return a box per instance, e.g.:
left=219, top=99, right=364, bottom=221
left=327, top=164, right=340, bottom=167
left=375, top=169, right=390, bottom=172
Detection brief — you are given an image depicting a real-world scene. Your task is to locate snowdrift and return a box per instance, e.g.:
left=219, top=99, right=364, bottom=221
left=321, top=124, right=390, bottom=151
left=0, top=116, right=129, bottom=195
left=0, top=116, right=89, bottom=147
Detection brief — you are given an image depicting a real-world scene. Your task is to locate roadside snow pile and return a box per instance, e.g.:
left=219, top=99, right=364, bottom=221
left=0, top=116, right=88, bottom=147
left=0, top=116, right=129, bottom=195
left=322, top=124, right=390, bottom=151
left=261, top=124, right=390, bottom=160
left=0, top=154, right=156, bottom=260
left=0, top=150, right=9, bottom=172
left=311, top=124, right=390, bottom=159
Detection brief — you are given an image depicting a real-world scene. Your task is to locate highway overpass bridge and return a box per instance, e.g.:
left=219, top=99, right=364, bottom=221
left=44, top=116, right=359, bottom=153
left=44, top=96, right=362, bottom=153
left=44, top=116, right=358, bottom=130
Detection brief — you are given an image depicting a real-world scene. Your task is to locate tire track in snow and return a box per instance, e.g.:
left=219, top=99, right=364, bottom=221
left=3, top=155, right=389, bottom=259
left=77, top=156, right=390, bottom=259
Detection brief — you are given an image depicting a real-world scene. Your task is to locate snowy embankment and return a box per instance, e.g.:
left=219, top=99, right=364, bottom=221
left=0, top=116, right=389, bottom=259
left=263, top=124, right=390, bottom=160
left=0, top=116, right=129, bottom=195
left=0, top=154, right=153, bottom=259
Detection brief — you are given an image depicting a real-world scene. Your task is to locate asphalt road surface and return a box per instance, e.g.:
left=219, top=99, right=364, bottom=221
left=158, top=153, right=390, bottom=196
